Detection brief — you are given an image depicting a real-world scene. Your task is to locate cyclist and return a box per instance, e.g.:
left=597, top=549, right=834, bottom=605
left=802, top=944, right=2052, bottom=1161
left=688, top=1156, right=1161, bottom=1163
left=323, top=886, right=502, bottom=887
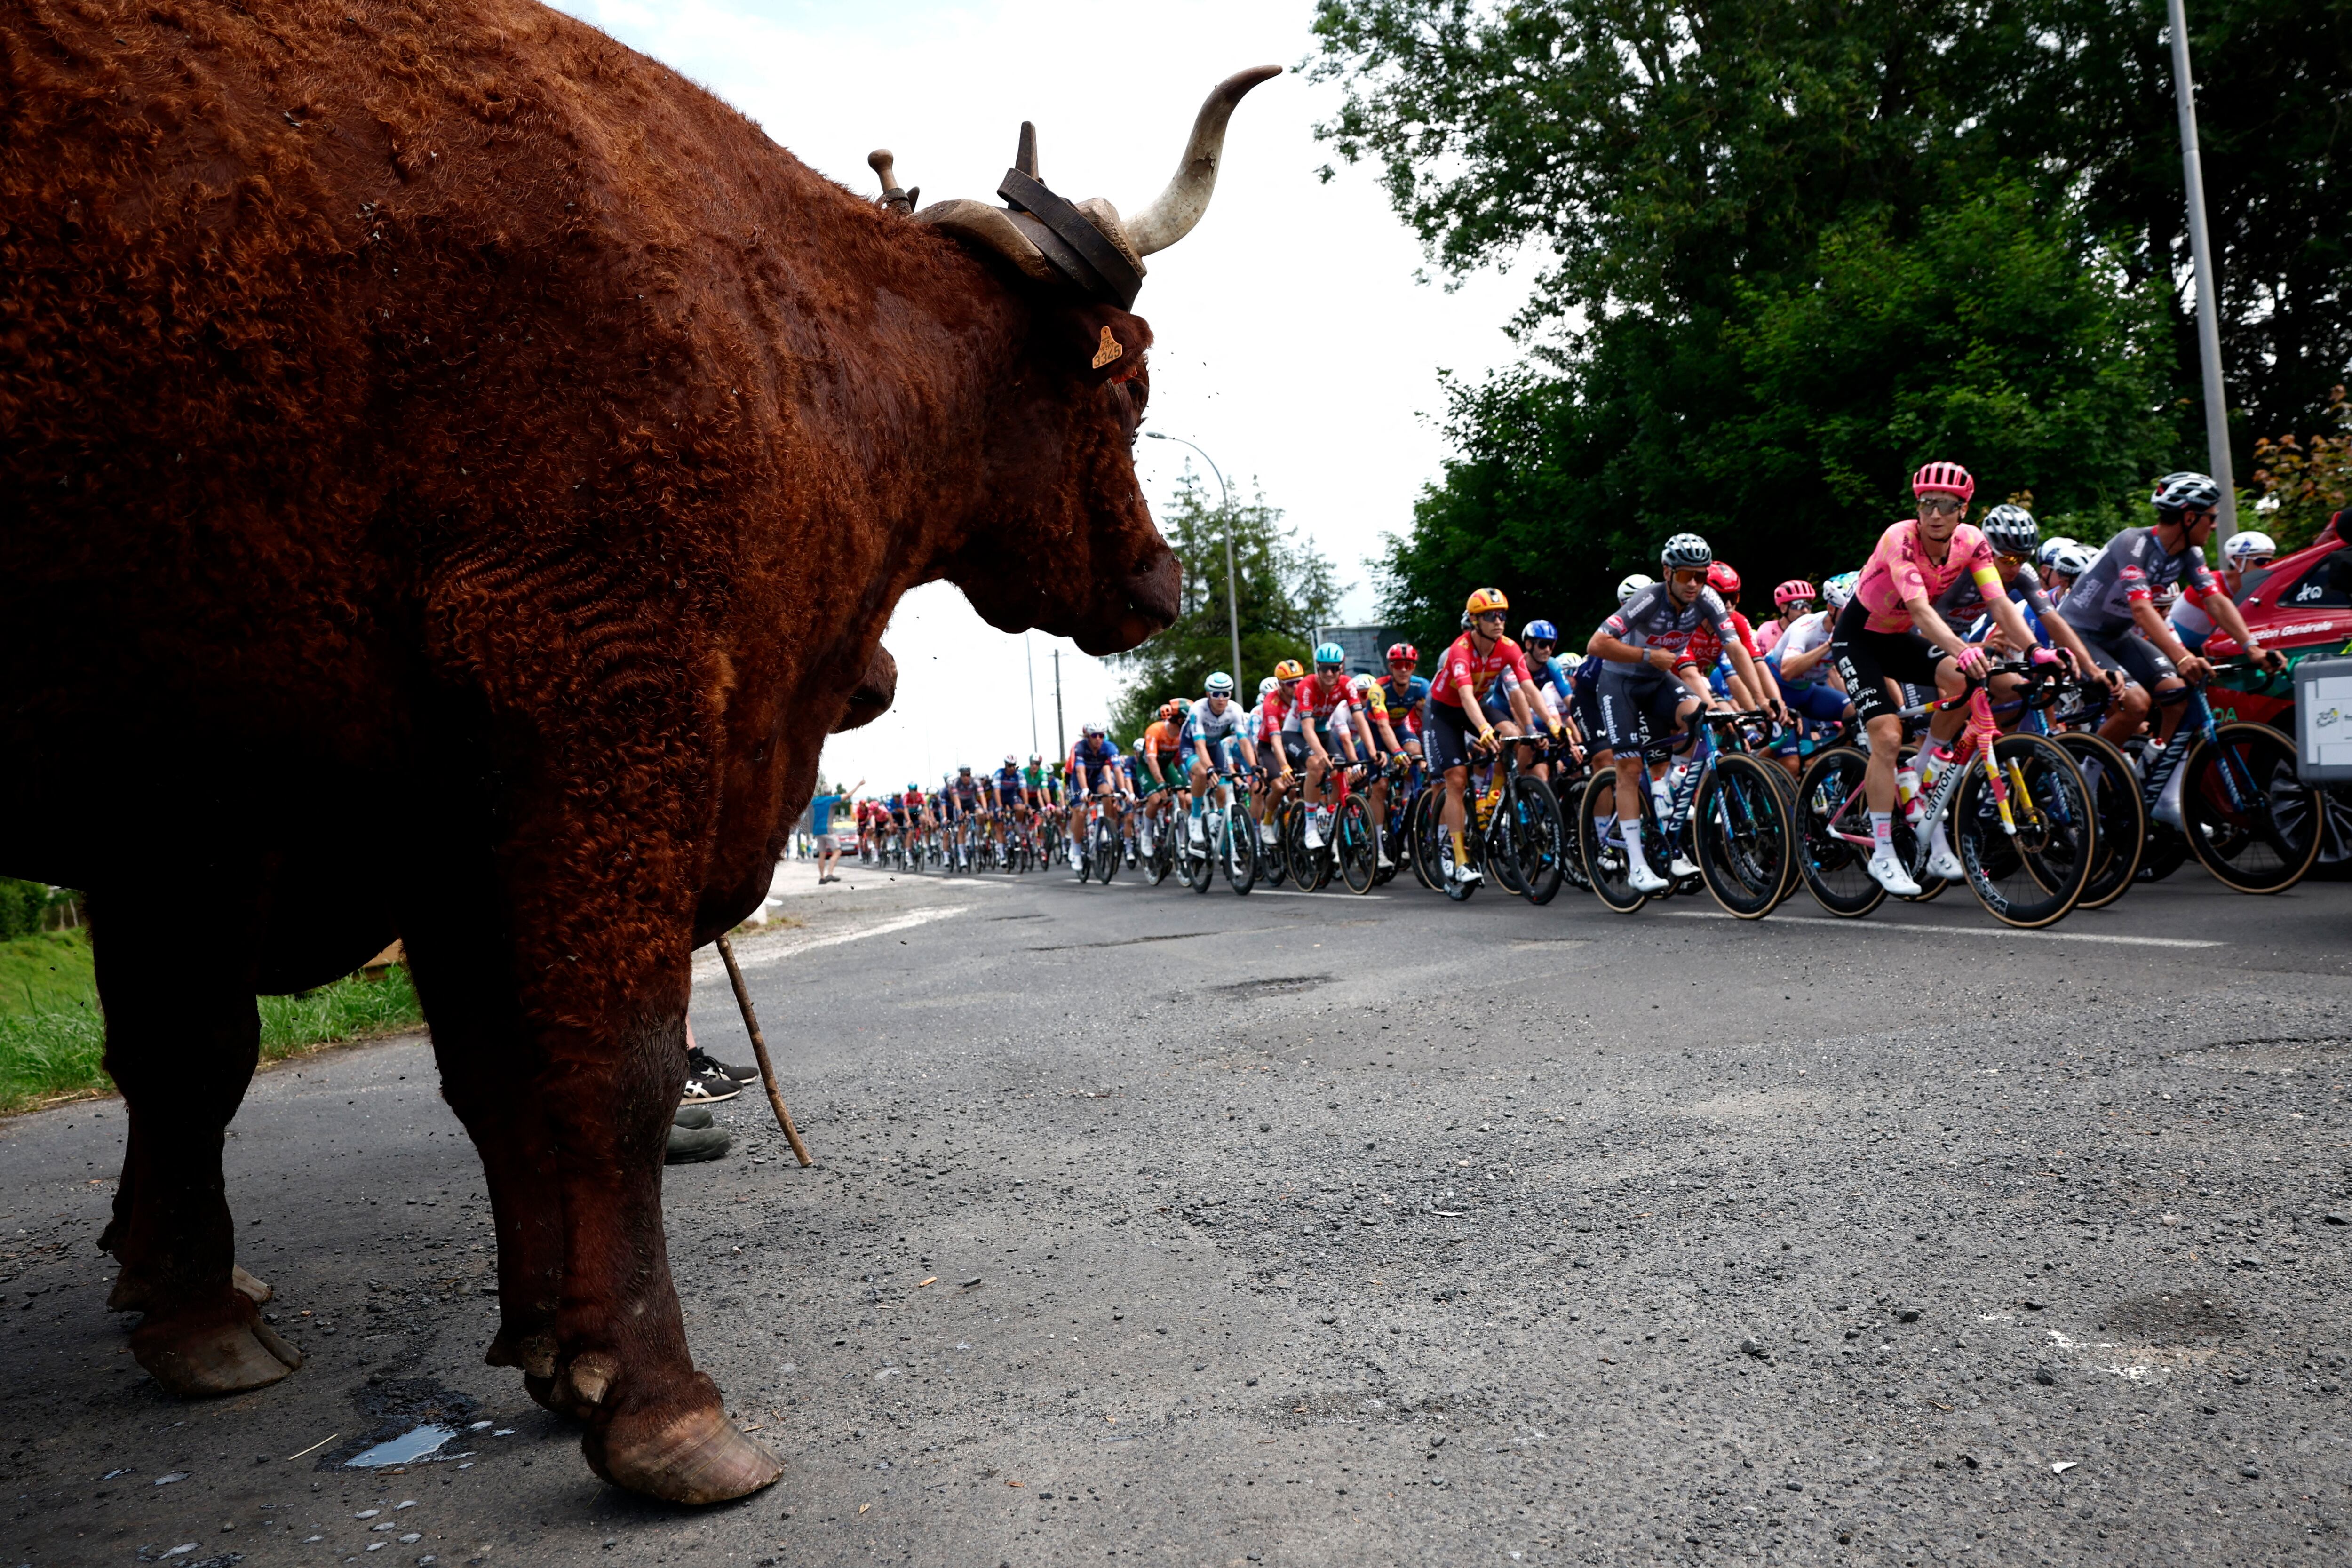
left=1700, top=563, right=1783, bottom=714
left=2171, top=527, right=2276, bottom=654
left=1181, top=671, right=1259, bottom=852
left=1938, top=503, right=2106, bottom=685
left=1588, top=536, right=1778, bottom=893
left=1428, top=588, right=1542, bottom=888
left=1754, top=579, right=1812, bottom=655
left=2053, top=472, right=2286, bottom=749
left=1342, top=670, right=1411, bottom=868
left=1511, top=620, right=1585, bottom=779
left=1067, top=721, right=1128, bottom=869
left=1255, top=661, right=1306, bottom=846
left=1286, top=643, right=1359, bottom=851
left=1830, top=461, right=2047, bottom=896
left=991, top=753, right=1028, bottom=859
left=1136, top=701, right=1185, bottom=855
left=1761, top=579, right=1851, bottom=772
left=1377, top=644, right=1430, bottom=761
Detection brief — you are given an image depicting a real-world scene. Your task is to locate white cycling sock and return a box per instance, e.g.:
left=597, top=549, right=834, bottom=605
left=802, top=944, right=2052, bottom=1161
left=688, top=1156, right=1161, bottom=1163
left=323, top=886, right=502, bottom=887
left=1619, top=815, right=1649, bottom=868
left=1869, top=809, right=1894, bottom=850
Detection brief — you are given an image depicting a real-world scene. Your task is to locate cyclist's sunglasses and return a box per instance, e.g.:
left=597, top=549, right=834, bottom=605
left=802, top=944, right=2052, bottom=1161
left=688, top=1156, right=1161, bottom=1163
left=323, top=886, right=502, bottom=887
left=1526, top=638, right=1555, bottom=651
left=1388, top=658, right=1418, bottom=669
left=1667, top=568, right=1708, bottom=586
left=1781, top=598, right=1815, bottom=613
left=2241, top=556, right=2275, bottom=570
left=1994, top=550, right=2028, bottom=567
left=1915, top=495, right=1964, bottom=516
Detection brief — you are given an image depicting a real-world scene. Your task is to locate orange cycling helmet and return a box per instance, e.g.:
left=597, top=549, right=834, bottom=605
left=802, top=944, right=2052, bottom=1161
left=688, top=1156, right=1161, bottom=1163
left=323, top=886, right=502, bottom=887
left=1464, top=587, right=1509, bottom=617
left=1272, top=658, right=1305, bottom=681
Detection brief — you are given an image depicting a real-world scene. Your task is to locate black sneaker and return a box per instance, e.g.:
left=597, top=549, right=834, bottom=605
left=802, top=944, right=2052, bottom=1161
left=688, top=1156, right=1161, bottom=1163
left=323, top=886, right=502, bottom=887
left=681, top=1050, right=741, bottom=1104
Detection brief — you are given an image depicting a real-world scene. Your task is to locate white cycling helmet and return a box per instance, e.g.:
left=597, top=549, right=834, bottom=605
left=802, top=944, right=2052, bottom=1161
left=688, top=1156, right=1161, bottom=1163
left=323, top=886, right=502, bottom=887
left=2036, top=535, right=2079, bottom=569
left=2051, top=543, right=2095, bottom=579
left=1258, top=676, right=1281, bottom=697
left=1822, top=571, right=1859, bottom=610
left=2223, top=529, right=2277, bottom=566
left=1616, top=573, right=1655, bottom=604
left=1203, top=670, right=1235, bottom=697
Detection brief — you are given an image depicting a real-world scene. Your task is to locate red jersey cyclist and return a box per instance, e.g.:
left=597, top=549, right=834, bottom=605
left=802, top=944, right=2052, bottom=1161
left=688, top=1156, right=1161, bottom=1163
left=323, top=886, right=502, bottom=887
left=1828, top=461, right=2047, bottom=896
left=1286, top=644, right=1359, bottom=851
left=1427, top=588, right=1543, bottom=889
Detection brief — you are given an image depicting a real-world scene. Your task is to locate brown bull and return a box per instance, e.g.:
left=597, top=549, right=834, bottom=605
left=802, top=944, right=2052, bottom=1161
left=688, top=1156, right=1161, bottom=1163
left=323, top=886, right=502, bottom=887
left=0, top=0, right=1273, bottom=1503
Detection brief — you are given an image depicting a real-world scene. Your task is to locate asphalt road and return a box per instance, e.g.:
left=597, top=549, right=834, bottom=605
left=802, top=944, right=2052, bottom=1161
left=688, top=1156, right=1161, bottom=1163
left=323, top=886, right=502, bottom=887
left=5, top=855, right=2351, bottom=1568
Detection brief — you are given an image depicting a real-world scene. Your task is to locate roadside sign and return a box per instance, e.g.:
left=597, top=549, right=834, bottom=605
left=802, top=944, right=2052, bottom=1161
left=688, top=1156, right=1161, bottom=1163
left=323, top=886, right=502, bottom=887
left=2295, top=655, right=2352, bottom=784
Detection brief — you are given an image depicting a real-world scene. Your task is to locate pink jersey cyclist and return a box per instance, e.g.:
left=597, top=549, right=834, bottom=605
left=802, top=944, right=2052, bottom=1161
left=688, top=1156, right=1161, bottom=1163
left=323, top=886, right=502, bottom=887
left=1853, top=519, right=2005, bottom=632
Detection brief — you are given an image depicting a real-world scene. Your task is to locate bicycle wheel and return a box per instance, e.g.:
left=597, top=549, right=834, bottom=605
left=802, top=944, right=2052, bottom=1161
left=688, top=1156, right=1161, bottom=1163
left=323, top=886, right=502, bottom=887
left=1336, top=798, right=1377, bottom=893
left=2184, top=722, right=2324, bottom=892
left=1576, top=770, right=1647, bottom=913
left=1509, top=776, right=1567, bottom=906
left=1411, top=788, right=1443, bottom=892
left=2053, top=732, right=2145, bottom=908
left=1796, top=746, right=1887, bottom=918
left=1694, top=753, right=1793, bottom=919
left=1148, top=819, right=1174, bottom=885
left=1222, top=807, right=1258, bottom=894
left=1951, top=733, right=2092, bottom=928
left=1092, top=820, right=1119, bottom=883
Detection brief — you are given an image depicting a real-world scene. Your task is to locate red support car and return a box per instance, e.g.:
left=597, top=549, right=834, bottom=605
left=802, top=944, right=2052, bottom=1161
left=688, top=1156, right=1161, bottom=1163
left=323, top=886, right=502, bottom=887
left=2204, top=511, right=2352, bottom=871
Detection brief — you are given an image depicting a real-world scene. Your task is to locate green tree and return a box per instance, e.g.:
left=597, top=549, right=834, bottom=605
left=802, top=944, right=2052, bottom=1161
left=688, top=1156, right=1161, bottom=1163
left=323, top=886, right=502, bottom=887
left=1313, top=0, right=2352, bottom=640
left=1108, top=470, right=1341, bottom=740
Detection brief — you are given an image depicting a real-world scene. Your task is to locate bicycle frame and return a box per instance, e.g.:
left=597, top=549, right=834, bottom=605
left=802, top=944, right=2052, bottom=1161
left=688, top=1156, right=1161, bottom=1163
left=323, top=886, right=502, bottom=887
left=1820, top=684, right=2018, bottom=874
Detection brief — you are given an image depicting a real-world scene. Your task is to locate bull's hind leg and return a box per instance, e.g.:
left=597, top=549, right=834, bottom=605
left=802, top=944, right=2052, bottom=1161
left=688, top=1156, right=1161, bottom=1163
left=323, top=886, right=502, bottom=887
left=394, top=912, right=569, bottom=1403
left=89, top=888, right=301, bottom=1394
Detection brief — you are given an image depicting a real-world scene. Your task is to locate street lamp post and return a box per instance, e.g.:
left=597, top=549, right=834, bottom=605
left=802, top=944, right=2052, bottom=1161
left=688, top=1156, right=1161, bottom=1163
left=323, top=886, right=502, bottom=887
left=1144, top=430, right=1245, bottom=684
left=2168, top=0, right=2238, bottom=541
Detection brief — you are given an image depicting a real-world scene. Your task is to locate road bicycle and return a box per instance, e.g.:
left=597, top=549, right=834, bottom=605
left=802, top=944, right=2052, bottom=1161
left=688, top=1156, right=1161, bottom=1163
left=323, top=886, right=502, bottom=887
left=2113, top=674, right=2319, bottom=894
left=1999, top=673, right=2146, bottom=908
left=1796, top=667, right=2095, bottom=929
left=1414, top=730, right=1568, bottom=905
left=1578, top=707, right=1793, bottom=919
left=1175, top=768, right=1259, bottom=894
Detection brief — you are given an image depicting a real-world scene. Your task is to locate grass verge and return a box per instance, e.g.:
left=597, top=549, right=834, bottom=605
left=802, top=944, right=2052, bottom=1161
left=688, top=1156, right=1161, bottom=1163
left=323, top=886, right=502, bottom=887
left=0, top=933, right=425, bottom=1114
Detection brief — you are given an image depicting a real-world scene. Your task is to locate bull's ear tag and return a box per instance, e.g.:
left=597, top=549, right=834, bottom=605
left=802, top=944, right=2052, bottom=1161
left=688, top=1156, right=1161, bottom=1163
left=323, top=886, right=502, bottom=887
left=1091, top=325, right=1124, bottom=370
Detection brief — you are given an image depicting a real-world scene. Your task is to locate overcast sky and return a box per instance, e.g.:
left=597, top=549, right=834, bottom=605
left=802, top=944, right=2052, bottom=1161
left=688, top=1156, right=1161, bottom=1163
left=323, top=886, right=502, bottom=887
left=552, top=0, right=1528, bottom=786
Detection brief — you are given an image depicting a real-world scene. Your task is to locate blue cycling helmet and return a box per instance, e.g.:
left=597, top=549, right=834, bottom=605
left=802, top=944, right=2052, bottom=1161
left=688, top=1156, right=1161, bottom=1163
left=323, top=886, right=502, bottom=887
left=1313, top=641, right=1346, bottom=668
left=1521, top=619, right=1558, bottom=644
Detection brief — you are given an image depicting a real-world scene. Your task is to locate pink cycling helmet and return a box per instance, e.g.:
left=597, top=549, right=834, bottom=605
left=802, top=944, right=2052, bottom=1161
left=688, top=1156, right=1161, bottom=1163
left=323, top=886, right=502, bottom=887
left=1911, top=460, right=1975, bottom=501
left=1773, top=579, right=1816, bottom=607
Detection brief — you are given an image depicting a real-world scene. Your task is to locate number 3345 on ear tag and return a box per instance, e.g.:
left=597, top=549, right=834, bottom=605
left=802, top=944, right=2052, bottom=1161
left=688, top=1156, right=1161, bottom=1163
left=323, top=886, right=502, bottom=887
left=1091, top=325, right=1124, bottom=370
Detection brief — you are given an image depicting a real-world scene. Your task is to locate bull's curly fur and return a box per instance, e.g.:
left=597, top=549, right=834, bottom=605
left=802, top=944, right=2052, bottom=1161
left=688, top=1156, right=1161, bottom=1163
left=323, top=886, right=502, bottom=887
left=0, top=0, right=1178, bottom=1503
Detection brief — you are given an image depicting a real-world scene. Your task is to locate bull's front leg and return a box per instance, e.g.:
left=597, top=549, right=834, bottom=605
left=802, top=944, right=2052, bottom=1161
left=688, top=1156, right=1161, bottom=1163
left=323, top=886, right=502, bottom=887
left=403, top=790, right=781, bottom=1504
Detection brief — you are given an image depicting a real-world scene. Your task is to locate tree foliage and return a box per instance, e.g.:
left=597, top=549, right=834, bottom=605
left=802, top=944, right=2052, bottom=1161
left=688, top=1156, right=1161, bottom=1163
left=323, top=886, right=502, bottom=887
left=1311, top=0, right=2352, bottom=646
left=1108, top=470, right=1341, bottom=740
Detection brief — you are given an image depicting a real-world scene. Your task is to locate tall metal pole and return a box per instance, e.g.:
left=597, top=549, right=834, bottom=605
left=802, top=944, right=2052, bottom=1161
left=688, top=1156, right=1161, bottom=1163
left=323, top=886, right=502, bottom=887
left=1145, top=431, right=1244, bottom=682
left=1051, top=646, right=1065, bottom=760
left=1025, top=633, right=1039, bottom=755
left=2169, top=0, right=2238, bottom=540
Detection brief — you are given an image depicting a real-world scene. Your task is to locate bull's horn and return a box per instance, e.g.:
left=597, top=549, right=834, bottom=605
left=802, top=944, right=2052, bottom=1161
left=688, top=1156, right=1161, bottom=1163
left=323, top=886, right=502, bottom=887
left=1124, top=65, right=1281, bottom=257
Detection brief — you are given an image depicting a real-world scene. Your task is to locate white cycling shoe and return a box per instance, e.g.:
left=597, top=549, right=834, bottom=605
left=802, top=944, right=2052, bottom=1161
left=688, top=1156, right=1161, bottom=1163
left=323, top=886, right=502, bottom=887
left=1451, top=857, right=1483, bottom=886
left=1924, top=828, right=1965, bottom=881
left=1258, top=822, right=1278, bottom=846
left=1866, top=849, right=1923, bottom=897
left=1626, top=861, right=1670, bottom=895
left=1668, top=856, right=1698, bottom=880
left=1188, top=818, right=1206, bottom=846
left=1303, top=824, right=1324, bottom=851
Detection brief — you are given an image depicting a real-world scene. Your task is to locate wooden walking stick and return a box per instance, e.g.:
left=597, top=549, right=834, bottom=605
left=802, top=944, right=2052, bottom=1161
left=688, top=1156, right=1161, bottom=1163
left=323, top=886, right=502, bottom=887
left=714, top=934, right=813, bottom=1168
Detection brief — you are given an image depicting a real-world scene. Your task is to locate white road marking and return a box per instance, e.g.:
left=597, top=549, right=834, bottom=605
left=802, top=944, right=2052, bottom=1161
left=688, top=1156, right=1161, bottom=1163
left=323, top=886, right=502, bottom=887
left=693, top=906, right=970, bottom=978
left=1655, top=909, right=2222, bottom=947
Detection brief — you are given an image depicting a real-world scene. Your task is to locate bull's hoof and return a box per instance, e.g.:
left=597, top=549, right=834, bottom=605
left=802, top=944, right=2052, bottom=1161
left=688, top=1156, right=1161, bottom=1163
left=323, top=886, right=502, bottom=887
left=109, top=1263, right=272, bottom=1313
left=134, top=1313, right=303, bottom=1397
left=582, top=1399, right=783, bottom=1504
